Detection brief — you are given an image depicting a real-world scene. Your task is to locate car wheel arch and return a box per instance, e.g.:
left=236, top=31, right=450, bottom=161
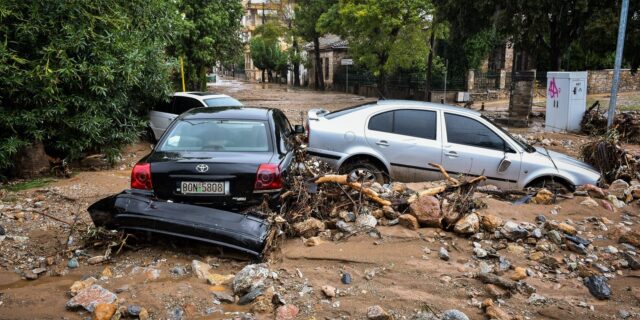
left=525, top=175, right=575, bottom=191
left=339, top=154, right=390, bottom=176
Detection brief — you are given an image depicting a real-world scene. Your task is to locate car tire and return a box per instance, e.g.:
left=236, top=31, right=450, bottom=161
left=340, top=160, right=387, bottom=184
left=530, top=178, right=572, bottom=194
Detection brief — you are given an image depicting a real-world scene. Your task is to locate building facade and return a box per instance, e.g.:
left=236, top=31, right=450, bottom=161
left=303, top=34, right=349, bottom=89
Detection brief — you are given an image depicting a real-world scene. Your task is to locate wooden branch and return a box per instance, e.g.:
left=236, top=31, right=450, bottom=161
left=477, top=273, right=518, bottom=290
left=315, top=174, right=348, bottom=185
left=429, top=162, right=460, bottom=185
left=315, top=174, right=391, bottom=206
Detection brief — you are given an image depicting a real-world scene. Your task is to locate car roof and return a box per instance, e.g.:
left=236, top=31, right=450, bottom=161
left=180, top=107, right=274, bottom=120
left=174, top=92, right=232, bottom=100
left=375, top=100, right=481, bottom=116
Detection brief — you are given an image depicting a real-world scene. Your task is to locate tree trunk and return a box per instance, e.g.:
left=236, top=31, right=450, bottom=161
left=313, top=36, right=324, bottom=90
left=268, top=69, right=273, bottom=82
left=293, top=38, right=301, bottom=87
left=378, top=68, right=388, bottom=98
left=262, top=69, right=266, bottom=83
left=549, top=17, right=562, bottom=70
left=424, top=30, right=437, bottom=101
left=198, top=66, right=207, bottom=91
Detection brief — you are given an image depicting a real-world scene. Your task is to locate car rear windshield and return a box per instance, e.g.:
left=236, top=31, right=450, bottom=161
left=159, top=119, right=270, bottom=152
left=204, top=97, right=243, bottom=107
left=325, top=102, right=375, bottom=119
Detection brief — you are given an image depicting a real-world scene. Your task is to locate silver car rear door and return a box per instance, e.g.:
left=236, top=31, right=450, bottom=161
left=440, top=112, right=521, bottom=189
left=149, top=97, right=177, bottom=140
left=364, top=108, right=443, bottom=182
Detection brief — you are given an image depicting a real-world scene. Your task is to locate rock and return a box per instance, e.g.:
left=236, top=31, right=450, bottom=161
left=482, top=299, right=511, bottom=320
left=131, top=266, right=160, bottom=281
left=170, top=266, right=187, bottom=276
left=622, top=252, right=640, bottom=270
left=322, top=285, right=336, bottom=298
left=94, top=303, right=117, bottom=320
left=506, top=244, right=525, bottom=255
left=485, top=284, right=508, bottom=298
left=0, top=225, right=4, bottom=235
left=473, top=247, right=488, bottom=258
left=453, top=213, right=480, bottom=235
left=532, top=228, right=543, bottom=239
left=168, top=307, right=184, bottom=320
left=438, top=247, right=450, bottom=261
left=601, top=200, right=615, bottom=212
left=583, top=275, right=612, bottom=300
left=580, top=184, right=606, bottom=198
left=547, top=230, right=563, bottom=244
left=191, top=260, right=212, bottom=279
left=127, top=305, right=142, bottom=316
left=24, top=271, right=38, bottom=280
left=479, top=261, right=493, bottom=274
left=399, top=214, right=420, bottom=230
left=339, top=211, right=356, bottom=222
left=609, top=179, right=630, bottom=199
left=70, top=277, right=97, bottom=296
left=619, top=309, right=631, bottom=319
left=607, top=194, right=626, bottom=208
left=138, top=308, right=149, bottom=320
left=501, top=221, right=528, bottom=240
left=206, top=273, right=234, bottom=286
left=480, top=214, right=503, bottom=232
left=367, top=305, right=391, bottom=320
left=341, top=272, right=352, bottom=284
left=529, top=251, right=545, bottom=261
left=557, top=222, right=577, bottom=235
left=293, top=218, right=325, bottom=237
left=619, top=230, right=640, bottom=247
left=580, top=197, right=600, bottom=208
left=356, top=214, right=377, bottom=228
left=535, top=215, right=547, bottom=224
left=101, top=267, right=112, bottom=278
left=336, top=220, right=354, bottom=233
left=510, top=267, right=527, bottom=281
left=532, top=188, right=553, bottom=204
left=391, top=182, right=406, bottom=193
left=232, top=263, right=269, bottom=295
left=528, top=293, right=547, bottom=305
left=67, top=258, right=79, bottom=269
left=87, top=255, right=106, bottom=265
left=238, top=285, right=265, bottom=305
left=605, top=245, right=619, bottom=254
left=409, top=195, right=442, bottom=227
left=382, top=206, right=397, bottom=219
left=441, top=309, right=469, bottom=320
left=276, top=304, right=299, bottom=320
left=66, top=285, right=117, bottom=312
left=211, top=291, right=235, bottom=303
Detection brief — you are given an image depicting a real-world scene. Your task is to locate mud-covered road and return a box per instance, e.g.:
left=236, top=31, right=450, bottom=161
left=1, top=79, right=639, bottom=319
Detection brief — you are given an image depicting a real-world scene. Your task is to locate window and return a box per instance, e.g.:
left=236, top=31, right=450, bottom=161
left=204, top=97, right=243, bottom=107
left=367, top=110, right=437, bottom=140
left=324, top=57, right=329, bottom=80
left=159, top=120, right=270, bottom=152
left=445, top=113, right=507, bottom=151
left=174, top=97, right=204, bottom=114
left=152, top=98, right=174, bottom=113
left=273, top=111, right=293, bottom=153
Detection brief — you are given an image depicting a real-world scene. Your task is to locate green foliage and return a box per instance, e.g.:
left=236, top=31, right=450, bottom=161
left=0, top=0, right=180, bottom=172
left=319, top=0, right=435, bottom=93
left=250, top=22, right=289, bottom=79
left=2, top=178, right=55, bottom=192
left=463, top=30, right=500, bottom=70
left=172, top=0, right=244, bottom=90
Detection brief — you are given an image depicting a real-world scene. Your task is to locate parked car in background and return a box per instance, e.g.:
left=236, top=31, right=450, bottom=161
left=307, top=100, right=600, bottom=192
left=135, top=106, right=304, bottom=209
left=149, top=92, right=243, bottom=140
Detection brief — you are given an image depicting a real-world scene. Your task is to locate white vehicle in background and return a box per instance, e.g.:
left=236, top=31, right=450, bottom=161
left=148, top=92, right=243, bottom=141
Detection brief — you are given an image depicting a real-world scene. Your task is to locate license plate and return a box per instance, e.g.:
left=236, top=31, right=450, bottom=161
left=180, top=181, right=227, bottom=195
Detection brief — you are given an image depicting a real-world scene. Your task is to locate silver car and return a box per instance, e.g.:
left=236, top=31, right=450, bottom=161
left=149, top=92, right=243, bottom=140
left=307, top=100, right=600, bottom=191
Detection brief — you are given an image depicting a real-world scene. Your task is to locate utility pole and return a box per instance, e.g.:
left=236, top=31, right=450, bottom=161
left=607, top=0, right=630, bottom=129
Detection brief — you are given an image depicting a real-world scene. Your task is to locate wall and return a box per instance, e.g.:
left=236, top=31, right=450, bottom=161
left=588, top=69, right=640, bottom=94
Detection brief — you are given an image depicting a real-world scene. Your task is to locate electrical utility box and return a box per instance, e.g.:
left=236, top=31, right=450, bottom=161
left=545, top=71, right=588, bottom=132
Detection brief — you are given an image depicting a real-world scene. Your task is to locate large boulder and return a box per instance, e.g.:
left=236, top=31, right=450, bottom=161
left=293, top=218, right=325, bottom=237
left=501, top=221, right=528, bottom=240
left=409, top=195, right=442, bottom=227
left=609, top=179, right=630, bottom=199
left=480, top=214, right=503, bottom=232
left=399, top=214, right=420, bottom=230
left=66, top=285, right=117, bottom=312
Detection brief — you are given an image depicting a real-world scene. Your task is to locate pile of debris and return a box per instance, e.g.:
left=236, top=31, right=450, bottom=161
left=581, top=132, right=640, bottom=183
left=581, top=101, right=640, bottom=143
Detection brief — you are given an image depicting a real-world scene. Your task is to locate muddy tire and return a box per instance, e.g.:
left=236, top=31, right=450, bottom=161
left=340, top=160, right=387, bottom=184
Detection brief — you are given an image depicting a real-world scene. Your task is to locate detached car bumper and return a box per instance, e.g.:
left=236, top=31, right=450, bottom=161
left=88, top=190, right=270, bottom=258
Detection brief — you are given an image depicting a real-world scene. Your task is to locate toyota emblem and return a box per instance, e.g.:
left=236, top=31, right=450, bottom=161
left=195, top=164, right=209, bottom=173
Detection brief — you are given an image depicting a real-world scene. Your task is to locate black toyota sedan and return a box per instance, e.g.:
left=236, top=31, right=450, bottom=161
left=131, top=107, right=303, bottom=209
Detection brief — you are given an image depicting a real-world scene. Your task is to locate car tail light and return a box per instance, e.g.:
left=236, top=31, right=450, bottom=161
left=131, top=163, right=153, bottom=190
left=254, top=163, right=282, bottom=191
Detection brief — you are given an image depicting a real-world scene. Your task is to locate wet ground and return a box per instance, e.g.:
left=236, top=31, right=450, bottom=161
left=0, top=79, right=639, bottom=319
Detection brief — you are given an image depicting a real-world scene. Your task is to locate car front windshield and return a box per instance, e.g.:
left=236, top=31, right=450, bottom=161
left=159, top=119, right=270, bottom=152
left=481, top=115, right=536, bottom=153
left=204, top=97, right=243, bottom=107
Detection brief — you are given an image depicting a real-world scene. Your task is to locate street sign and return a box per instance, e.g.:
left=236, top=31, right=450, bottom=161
left=341, top=59, right=353, bottom=66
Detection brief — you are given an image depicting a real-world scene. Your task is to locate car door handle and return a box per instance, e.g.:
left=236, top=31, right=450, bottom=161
left=445, top=151, right=458, bottom=158
left=376, top=140, right=389, bottom=147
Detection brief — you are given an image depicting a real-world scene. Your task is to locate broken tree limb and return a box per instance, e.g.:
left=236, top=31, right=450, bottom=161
left=314, top=175, right=392, bottom=206
left=429, top=162, right=460, bottom=186
left=477, top=272, right=518, bottom=290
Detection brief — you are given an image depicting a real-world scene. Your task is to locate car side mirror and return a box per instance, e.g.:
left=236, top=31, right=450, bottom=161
left=294, top=125, right=305, bottom=134
left=498, top=156, right=511, bottom=173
